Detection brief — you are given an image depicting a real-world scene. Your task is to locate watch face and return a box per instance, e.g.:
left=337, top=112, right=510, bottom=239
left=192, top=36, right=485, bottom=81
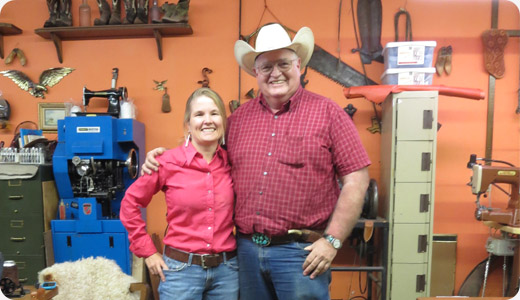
left=325, top=235, right=341, bottom=249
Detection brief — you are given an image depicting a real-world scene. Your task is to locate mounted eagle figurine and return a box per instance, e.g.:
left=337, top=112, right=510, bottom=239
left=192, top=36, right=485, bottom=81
left=0, top=67, right=74, bottom=99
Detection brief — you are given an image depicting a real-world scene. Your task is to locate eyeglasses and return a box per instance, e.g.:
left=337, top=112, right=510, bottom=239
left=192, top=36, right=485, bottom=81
left=255, top=58, right=297, bottom=75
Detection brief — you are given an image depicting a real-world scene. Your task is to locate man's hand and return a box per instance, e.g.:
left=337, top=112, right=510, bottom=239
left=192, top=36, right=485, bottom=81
left=141, top=147, right=167, bottom=175
left=145, top=252, right=169, bottom=282
left=302, top=238, right=338, bottom=279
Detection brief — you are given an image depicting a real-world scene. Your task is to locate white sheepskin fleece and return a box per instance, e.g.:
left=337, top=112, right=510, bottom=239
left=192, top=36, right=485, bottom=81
left=38, top=257, right=139, bottom=300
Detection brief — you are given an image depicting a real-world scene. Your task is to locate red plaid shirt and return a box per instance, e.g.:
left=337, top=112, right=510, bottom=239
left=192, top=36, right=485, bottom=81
left=227, top=86, right=371, bottom=236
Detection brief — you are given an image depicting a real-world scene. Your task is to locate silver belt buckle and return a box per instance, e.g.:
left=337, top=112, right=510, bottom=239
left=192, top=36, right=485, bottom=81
left=252, top=233, right=271, bottom=246
left=200, top=254, right=208, bottom=269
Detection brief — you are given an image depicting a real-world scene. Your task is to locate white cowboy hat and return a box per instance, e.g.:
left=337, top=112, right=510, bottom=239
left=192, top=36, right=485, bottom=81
left=234, top=23, right=315, bottom=76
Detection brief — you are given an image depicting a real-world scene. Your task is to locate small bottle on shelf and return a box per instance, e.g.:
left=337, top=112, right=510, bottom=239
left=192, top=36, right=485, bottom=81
left=79, top=0, right=92, bottom=27
left=150, top=0, right=161, bottom=23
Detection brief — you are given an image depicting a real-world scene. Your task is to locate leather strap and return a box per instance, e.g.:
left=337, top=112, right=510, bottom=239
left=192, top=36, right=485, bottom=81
left=164, top=246, right=236, bottom=269
left=364, top=220, right=374, bottom=242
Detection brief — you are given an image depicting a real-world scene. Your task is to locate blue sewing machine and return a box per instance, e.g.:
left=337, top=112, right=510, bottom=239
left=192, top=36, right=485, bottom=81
left=51, top=79, right=144, bottom=275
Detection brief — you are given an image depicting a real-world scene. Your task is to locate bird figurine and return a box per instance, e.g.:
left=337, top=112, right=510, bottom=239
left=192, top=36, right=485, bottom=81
left=0, top=67, right=74, bottom=99
left=153, top=79, right=167, bottom=91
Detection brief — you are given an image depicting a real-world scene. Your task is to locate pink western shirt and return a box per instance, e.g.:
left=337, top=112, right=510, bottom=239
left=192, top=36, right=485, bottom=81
left=226, top=86, right=371, bottom=236
left=120, top=142, right=236, bottom=258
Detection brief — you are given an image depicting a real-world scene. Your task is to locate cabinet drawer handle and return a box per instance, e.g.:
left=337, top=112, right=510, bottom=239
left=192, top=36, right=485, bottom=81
left=10, top=220, right=24, bottom=228
left=419, top=194, right=430, bottom=213
left=416, top=274, right=426, bottom=292
left=423, top=110, right=433, bottom=129
left=8, top=195, right=23, bottom=200
left=421, top=152, right=431, bottom=171
left=10, top=237, right=26, bottom=242
left=418, top=235, right=428, bottom=253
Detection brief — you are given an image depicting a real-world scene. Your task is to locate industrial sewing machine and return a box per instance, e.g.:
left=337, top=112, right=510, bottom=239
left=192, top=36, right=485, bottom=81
left=51, top=70, right=144, bottom=274
left=467, top=154, right=520, bottom=296
left=467, top=154, right=520, bottom=227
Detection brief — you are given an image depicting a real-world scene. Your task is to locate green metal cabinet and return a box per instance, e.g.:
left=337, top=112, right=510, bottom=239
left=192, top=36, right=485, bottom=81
left=0, top=164, right=58, bottom=284
left=380, top=91, right=438, bottom=299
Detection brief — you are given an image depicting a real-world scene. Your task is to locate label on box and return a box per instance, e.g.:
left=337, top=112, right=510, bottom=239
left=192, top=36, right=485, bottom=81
left=398, top=72, right=426, bottom=85
left=397, top=45, right=425, bottom=65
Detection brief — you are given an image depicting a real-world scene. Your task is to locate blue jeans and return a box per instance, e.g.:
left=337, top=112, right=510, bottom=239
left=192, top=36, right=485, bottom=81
left=237, top=237, right=331, bottom=300
left=158, top=254, right=239, bottom=300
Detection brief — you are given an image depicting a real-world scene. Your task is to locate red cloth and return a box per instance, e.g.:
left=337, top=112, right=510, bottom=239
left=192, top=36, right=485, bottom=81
left=120, top=143, right=236, bottom=258
left=227, top=86, right=371, bottom=236
left=343, top=85, right=485, bottom=104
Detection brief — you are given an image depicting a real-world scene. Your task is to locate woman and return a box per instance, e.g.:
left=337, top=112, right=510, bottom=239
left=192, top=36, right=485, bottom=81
left=120, top=87, right=238, bottom=300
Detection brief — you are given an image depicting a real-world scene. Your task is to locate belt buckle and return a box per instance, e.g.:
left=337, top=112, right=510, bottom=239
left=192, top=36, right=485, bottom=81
left=252, top=233, right=271, bottom=246
left=200, top=254, right=208, bottom=269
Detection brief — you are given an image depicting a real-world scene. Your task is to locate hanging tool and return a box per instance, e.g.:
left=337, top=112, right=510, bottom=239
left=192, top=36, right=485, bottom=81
left=197, top=67, right=212, bottom=88
left=153, top=79, right=171, bottom=113
left=394, top=8, right=412, bottom=41
left=308, top=44, right=377, bottom=87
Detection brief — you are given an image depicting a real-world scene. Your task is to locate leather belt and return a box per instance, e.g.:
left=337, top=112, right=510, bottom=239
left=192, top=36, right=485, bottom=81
left=164, top=246, right=237, bottom=269
left=239, top=229, right=323, bottom=247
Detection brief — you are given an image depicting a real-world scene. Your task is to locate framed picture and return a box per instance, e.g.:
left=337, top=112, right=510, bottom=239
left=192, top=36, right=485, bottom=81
left=38, top=103, right=66, bottom=132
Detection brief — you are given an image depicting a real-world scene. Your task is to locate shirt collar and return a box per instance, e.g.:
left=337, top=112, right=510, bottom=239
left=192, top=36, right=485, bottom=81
left=182, top=141, right=227, bottom=166
left=257, top=85, right=303, bottom=114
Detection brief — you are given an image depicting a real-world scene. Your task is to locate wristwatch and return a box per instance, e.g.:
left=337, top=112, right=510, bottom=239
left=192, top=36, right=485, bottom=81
left=323, top=234, right=342, bottom=249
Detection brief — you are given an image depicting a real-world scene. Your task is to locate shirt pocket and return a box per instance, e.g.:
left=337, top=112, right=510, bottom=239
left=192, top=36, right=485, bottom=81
left=278, top=135, right=305, bottom=168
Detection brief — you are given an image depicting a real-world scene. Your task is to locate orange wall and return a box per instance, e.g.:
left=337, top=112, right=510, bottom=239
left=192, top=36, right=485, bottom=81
left=1, top=0, right=519, bottom=296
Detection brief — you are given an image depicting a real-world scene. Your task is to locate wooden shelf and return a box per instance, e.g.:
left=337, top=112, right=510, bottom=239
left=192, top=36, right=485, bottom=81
left=34, top=23, right=193, bottom=63
left=0, top=23, right=23, bottom=59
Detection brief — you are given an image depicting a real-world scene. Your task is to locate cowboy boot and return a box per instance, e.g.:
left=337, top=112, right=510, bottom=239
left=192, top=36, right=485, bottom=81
left=44, top=0, right=59, bottom=27
left=355, top=0, right=373, bottom=64
left=368, top=0, right=383, bottom=63
left=108, top=0, right=122, bottom=25
left=356, top=0, right=382, bottom=64
left=171, top=0, right=189, bottom=23
left=94, top=0, right=111, bottom=25
left=134, top=0, right=149, bottom=24
left=161, top=2, right=176, bottom=23
left=55, top=0, right=72, bottom=26
left=123, top=0, right=136, bottom=24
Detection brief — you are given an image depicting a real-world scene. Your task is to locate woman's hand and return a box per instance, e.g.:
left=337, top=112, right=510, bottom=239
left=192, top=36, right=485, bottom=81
left=145, top=252, right=169, bottom=282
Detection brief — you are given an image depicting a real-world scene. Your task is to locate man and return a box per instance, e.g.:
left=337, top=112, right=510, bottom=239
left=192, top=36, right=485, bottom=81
left=143, top=23, right=371, bottom=300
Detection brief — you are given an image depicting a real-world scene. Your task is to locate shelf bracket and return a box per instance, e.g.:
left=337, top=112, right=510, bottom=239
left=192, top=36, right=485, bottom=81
left=153, top=29, right=163, bottom=60
left=0, top=33, right=4, bottom=59
left=50, top=32, right=64, bottom=63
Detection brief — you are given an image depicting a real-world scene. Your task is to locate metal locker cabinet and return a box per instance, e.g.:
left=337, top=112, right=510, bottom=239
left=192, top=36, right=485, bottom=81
left=380, top=91, right=438, bottom=299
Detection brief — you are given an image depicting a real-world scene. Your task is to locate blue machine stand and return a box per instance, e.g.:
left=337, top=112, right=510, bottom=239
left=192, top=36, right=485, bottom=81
left=51, top=116, right=145, bottom=274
